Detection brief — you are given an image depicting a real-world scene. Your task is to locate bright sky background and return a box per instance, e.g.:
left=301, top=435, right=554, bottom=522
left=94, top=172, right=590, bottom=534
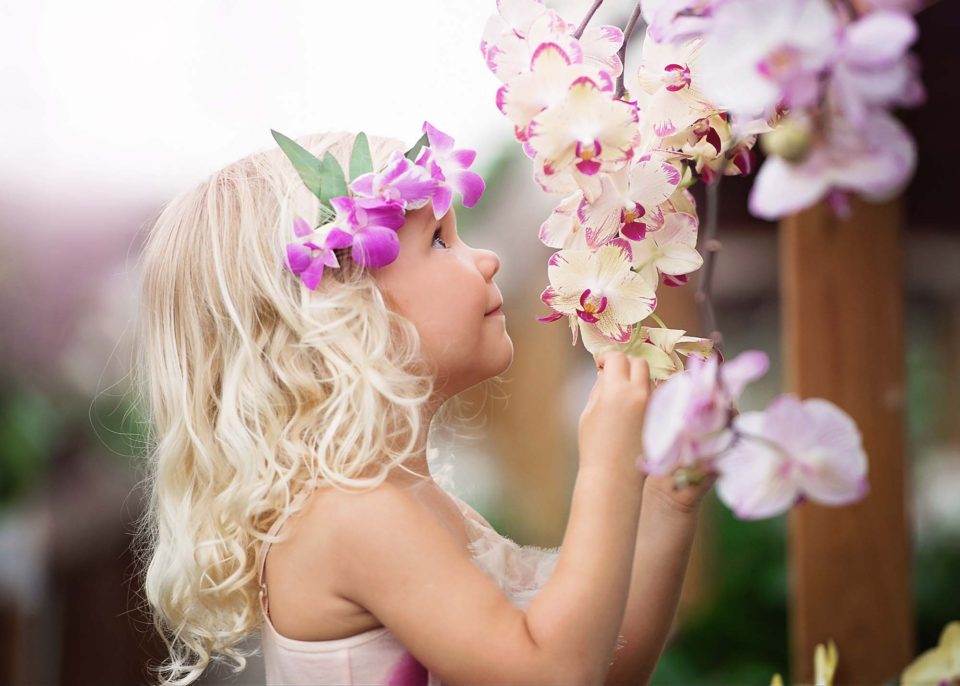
left=0, top=0, right=623, bottom=203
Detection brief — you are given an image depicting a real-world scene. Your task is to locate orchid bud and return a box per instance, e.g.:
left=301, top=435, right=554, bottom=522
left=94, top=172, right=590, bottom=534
left=760, top=113, right=812, bottom=163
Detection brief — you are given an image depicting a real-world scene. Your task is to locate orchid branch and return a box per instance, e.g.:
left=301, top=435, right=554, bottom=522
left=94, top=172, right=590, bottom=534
left=695, top=172, right=725, bottom=355
left=614, top=1, right=645, bottom=99
left=573, top=0, right=605, bottom=39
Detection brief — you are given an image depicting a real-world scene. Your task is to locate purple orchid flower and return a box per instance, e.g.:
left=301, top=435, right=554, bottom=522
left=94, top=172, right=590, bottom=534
left=324, top=196, right=407, bottom=268
left=286, top=216, right=341, bottom=290
left=350, top=149, right=438, bottom=210
left=414, top=121, right=486, bottom=219
left=640, top=350, right=770, bottom=476
left=715, top=393, right=869, bottom=520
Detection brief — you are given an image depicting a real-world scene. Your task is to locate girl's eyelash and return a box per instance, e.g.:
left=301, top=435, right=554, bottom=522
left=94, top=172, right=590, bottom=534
left=431, top=226, right=448, bottom=249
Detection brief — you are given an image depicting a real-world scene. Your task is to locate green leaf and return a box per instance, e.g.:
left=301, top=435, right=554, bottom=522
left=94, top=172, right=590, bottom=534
left=404, top=132, right=429, bottom=161
left=349, top=132, right=373, bottom=181
left=271, top=129, right=325, bottom=201
left=318, top=152, right=349, bottom=205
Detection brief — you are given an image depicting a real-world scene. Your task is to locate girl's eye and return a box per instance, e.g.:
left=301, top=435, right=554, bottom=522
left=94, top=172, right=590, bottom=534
left=432, top=226, right=448, bottom=249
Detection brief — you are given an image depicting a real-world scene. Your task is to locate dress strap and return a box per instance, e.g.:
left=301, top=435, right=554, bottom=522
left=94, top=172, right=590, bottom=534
left=257, top=479, right=322, bottom=618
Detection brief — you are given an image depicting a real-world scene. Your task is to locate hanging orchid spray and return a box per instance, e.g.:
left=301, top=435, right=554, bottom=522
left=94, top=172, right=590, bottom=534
left=479, top=0, right=926, bottom=519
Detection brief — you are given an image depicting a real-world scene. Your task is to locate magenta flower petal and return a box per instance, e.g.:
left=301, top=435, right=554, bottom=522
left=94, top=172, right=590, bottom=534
left=351, top=152, right=438, bottom=209
left=423, top=121, right=455, bottom=153
left=321, top=249, right=340, bottom=269
left=330, top=196, right=354, bottom=215
left=325, top=227, right=354, bottom=250
left=719, top=350, right=770, bottom=397
left=350, top=173, right=375, bottom=196
left=431, top=185, right=453, bottom=219
left=450, top=169, right=485, bottom=208
left=351, top=225, right=401, bottom=268
left=355, top=197, right=406, bottom=230
left=293, top=216, right=313, bottom=238
left=286, top=242, right=313, bottom=273
left=300, top=257, right=328, bottom=290
left=451, top=149, right=477, bottom=167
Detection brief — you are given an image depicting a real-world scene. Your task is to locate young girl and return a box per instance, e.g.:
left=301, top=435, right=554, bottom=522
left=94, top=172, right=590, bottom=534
left=134, top=129, right=715, bottom=686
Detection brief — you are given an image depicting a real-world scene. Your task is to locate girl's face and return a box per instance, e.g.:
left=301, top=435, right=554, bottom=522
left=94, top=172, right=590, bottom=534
left=374, top=202, right=512, bottom=400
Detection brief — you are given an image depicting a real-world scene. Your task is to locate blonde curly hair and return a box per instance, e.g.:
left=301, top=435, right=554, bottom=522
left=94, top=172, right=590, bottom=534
left=130, top=130, right=484, bottom=685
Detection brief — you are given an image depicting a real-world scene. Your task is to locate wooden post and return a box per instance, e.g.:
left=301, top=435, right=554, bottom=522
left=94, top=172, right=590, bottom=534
left=780, top=196, right=914, bottom=684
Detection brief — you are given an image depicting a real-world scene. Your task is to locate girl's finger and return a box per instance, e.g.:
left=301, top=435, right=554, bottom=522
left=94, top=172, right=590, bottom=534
left=629, top=356, right=649, bottom=385
left=597, top=350, right=629, bottom=379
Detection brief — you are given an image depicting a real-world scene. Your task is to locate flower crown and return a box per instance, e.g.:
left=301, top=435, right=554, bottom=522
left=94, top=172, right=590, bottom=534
left=273, top=122, right=486, bottom=290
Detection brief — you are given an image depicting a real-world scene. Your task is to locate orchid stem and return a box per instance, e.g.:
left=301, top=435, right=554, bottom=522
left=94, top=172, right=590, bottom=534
left=695, top=169, right=725, bottom=356
left=649, top=312, right=667, bottom=328
left=614, top=1, right=645, bottom=99
left=574, top=0, right=605, bottom=39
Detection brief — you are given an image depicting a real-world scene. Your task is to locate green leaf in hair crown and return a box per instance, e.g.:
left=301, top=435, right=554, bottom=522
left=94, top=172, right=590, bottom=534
left=274, top=121, right=486, bottom=289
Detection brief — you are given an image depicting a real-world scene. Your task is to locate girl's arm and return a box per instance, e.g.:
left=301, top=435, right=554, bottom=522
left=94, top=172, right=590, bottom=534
left=603, top=484, right=705, bottom=686
left=330, top=461, right=645, bottom=686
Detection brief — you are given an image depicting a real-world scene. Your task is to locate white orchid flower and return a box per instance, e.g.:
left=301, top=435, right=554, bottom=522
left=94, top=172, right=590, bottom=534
left=619, top=208, right=703, bottom=288
left=497, top=41, right=609, bottom=142
left=626, top=32, right=721, bottom=143
left=537, top=244, right=656, bottom=352
left=528, top=76, right=640, bottom=201
left=575, top=153, right=682, bottom=248
left=538, top=191, right=589, bottom=249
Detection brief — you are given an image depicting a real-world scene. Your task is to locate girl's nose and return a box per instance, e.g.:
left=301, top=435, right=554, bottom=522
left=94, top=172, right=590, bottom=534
left=476, top=248, right=500, bottom=280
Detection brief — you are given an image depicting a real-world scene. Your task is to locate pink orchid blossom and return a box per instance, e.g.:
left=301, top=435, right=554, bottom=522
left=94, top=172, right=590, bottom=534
left=697, top=0, right=840, bottom=120
left=828, top=9, right=925, bottom=127
left=640, top=350, right=769, bottom=476
left=715, top=394, right=870, bottom=520
left=350, top=149, right=438, bottom=210
left=414, top=121, right=486, bottom=219
left=285, top=216, right=341, bottom=290
left=642, top=0, right=721, bottom=44
left=323, top=196, right=406, bottom=269
left=749, top=108, right=915, bottom=220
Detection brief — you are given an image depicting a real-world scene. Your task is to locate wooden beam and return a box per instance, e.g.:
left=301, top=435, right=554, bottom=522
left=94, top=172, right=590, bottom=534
left=780, top=196, right=914, bottom=684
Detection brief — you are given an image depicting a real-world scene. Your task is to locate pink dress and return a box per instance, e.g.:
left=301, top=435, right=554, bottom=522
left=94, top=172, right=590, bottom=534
left=257, top=485, right=626, bottom=685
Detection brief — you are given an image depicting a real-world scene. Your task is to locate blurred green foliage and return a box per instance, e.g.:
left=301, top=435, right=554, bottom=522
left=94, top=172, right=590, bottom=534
left=650, top=494, right=789, bottom=686
left=0, top=380, right=62, bottom=504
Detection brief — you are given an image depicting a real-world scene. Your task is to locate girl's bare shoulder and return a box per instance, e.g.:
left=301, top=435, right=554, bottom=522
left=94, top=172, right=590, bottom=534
left=301, top=473, right=474, bottom=559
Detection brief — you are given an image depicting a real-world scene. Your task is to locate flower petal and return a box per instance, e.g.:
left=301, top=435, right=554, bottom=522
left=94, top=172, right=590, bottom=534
left=351, top=226, right=400, bottom=268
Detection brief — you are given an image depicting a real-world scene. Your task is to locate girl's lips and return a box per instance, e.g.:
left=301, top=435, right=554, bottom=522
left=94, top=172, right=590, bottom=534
left=485, top=306, right=503, bottom=316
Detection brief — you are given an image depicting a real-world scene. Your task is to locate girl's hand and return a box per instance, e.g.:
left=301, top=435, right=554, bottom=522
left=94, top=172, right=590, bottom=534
left=643, top=468, right=718, bottom=516
left=578, top=350, right=652, bottom=480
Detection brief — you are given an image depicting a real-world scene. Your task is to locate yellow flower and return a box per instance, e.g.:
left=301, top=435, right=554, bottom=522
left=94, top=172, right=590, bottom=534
left=769, top=639, right=838, bottom=686
left=902, top=621, right=960, bottom=686
left=814, top=640, right=838, bottom=686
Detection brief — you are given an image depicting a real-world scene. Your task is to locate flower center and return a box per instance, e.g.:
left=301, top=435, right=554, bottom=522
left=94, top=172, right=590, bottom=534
left=623, top=203, right=645, bottom=224
left=576, top=139, right=601, bottom=161
left=757, top=46, right=800, bottom=81
left=576, top=288, right=608, bottom=323
left=663, top=63, right=691, bottom=92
